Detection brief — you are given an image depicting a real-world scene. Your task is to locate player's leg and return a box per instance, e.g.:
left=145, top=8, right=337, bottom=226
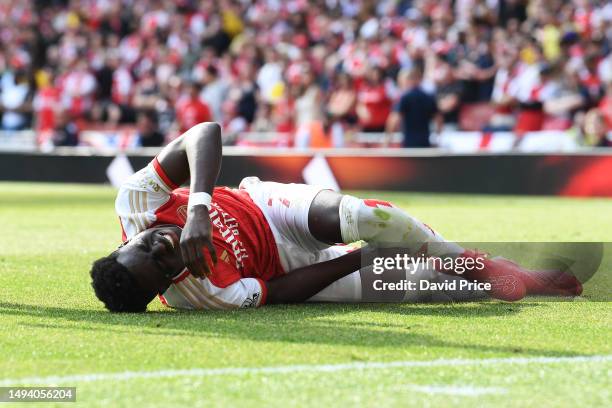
left=304, top=245, right=368, bottom=302
left=307, top=245, right=488, bottom=303
left=309, top=191, right=583, bottom=300
left=308, top=190, right=464, bottom=257
left=308, top=191, right=531, bottom=301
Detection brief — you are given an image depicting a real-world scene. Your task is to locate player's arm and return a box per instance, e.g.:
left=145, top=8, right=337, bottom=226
left=264, top=247, right=369, bottom=304
left=156, top=122, right=222, bottom=193
left=156, top=122, right=222, bottom=278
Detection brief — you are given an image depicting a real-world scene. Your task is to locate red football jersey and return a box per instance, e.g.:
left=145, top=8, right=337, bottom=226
left=115, top=158, right=286, bottom=308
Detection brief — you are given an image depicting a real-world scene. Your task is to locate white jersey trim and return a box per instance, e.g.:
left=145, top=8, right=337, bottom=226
left=115, top=163, right=172, bottom=239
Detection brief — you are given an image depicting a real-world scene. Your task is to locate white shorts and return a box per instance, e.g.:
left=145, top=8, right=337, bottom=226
left=239, top=176, right=331, bottom=270
left=239, top=177, right=362, bottom=302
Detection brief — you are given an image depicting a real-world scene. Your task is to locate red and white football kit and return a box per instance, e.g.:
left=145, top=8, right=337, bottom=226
left=115, top=159, right=361, bottom=310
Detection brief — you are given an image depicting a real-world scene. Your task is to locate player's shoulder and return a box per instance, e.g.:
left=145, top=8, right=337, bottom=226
left=114, top=159, right=175, bottom=237
left=122, top=160, right=176, bottom=193
left=211, top=185, right=257, bottom=210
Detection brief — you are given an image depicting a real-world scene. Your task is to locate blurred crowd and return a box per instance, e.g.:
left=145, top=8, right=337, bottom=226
left=0, top=0, right=611, bottom=148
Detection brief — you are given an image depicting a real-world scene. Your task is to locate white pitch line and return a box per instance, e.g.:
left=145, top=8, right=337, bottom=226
left=406, top=384, right=508, bottom=396
left=1, top=355, right=610, bottom=387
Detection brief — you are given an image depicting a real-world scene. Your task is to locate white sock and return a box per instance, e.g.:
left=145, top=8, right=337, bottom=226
left=338, top=195, right=464, bottom=257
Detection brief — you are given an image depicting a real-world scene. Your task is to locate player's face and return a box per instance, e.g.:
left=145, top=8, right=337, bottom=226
left=116, top=225, right=185, bottom=294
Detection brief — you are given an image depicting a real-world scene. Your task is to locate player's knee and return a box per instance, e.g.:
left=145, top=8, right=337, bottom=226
left=308, top=190, right=344, bottom=243
left=361, top=199, right=410, bottom=226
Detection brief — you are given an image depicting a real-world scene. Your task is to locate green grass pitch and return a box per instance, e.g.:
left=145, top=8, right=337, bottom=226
left=0, top=182, right=610, bottom=407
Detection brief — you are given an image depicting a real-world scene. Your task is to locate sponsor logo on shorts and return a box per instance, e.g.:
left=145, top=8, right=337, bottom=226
left=240, top=292, right=260, bottom=308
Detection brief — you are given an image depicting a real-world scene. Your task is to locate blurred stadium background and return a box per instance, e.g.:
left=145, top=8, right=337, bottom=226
left=0, top=0, right=611, bottom=194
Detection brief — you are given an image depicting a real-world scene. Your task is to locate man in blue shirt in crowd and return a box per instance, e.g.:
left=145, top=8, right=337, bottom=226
left=386, top=68, right=439, bottom=147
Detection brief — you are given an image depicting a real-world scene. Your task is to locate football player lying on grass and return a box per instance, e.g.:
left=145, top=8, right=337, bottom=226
left=90, top=122, right=582, bottom=312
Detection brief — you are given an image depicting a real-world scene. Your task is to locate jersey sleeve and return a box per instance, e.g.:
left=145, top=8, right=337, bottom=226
left=161, top=272, right=267, bottom=310
left=115, top=158, right=178, bottom=240
left=201, top=277, right=267, bottom=309
left=202, top=259, right=268, bottom=308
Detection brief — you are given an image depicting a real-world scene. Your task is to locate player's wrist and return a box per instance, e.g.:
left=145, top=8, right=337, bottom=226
left=188, top=204, right=210, bottom=217
left=188, top=192, right=212, bottom=212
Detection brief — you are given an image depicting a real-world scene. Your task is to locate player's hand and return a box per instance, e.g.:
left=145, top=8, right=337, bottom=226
left=180, top=205, right=217, bottom=278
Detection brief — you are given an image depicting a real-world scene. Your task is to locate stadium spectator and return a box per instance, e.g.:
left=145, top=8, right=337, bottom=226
left=356, top=66, right=392, bottom=133
left=61, top=59, right=97, bottom=121
left=581, top=108, right=612, bottom=147
left=0, top=68, right=32, bottom=130
left=93, top=52, right=136, bottom=125
left=511, top=42, right=548, bottom=134
left=198, top=65, right=229, bottom=122
left=135, top=110, right=165, bottom=147
left=488, top=45, right=519, bottom=131
left=175, top=81, right=212, bottom=133
left=386, top=68, right=438, bottom=148
left=32, top=68, right=60, bottom=132
left=295, top=66, right=324, bottom=129
left=131, top=68, right=160, bottom=113
left=542, top=66, right=589, bottom=130
left=327, top=72, right=357, bottom=128
left=52, top=111, right=79, bottom=147
left=256, top=48, right=284, bottom=108
left=231, top=61, right=258, bottom=125
left=250, top=103, right=275, bottom=133
left=432, top=56, right=463, bottom=132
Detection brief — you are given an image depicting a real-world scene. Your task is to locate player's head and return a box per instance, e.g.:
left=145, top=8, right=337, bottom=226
left=90, top=225, right=184, bottom=312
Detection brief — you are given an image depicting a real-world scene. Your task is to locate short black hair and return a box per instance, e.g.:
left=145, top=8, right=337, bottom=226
left=90, top=252, right=153, bottom=312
